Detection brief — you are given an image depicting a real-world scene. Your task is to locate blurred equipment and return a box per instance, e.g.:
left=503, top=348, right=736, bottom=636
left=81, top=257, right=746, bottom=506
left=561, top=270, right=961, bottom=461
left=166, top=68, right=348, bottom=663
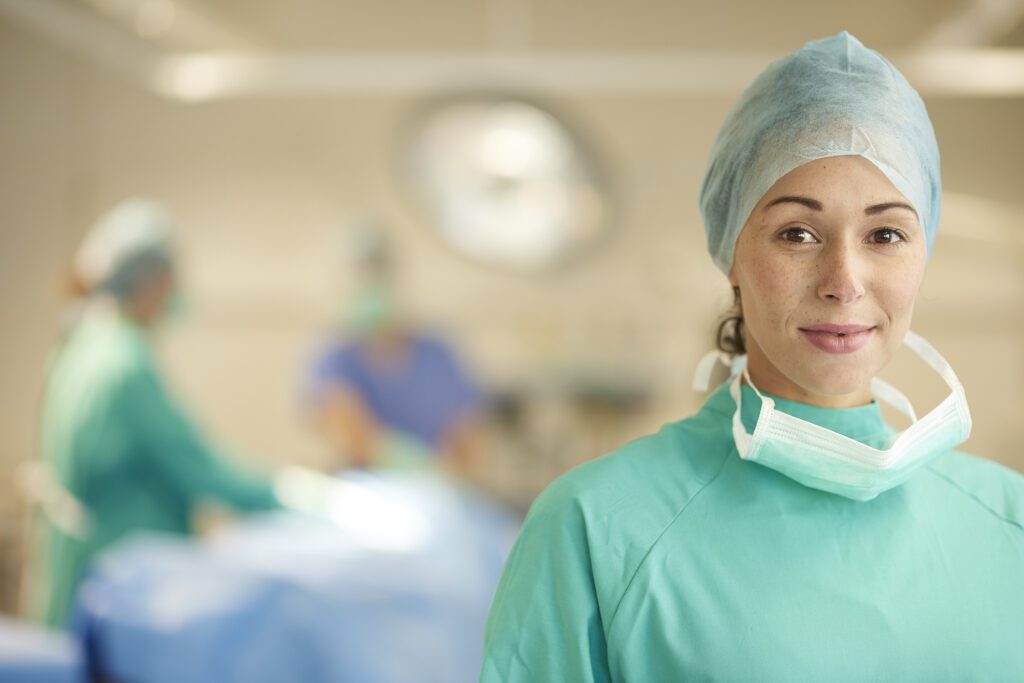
left=0, top=616, right=84, bottom=683
left=401, top=94, right=611, bottom=271
left=70, top=471, right=519, bottom=683
left=29, top=198, right=281, bottom=628
left=15, top=462, right=91, bottom=541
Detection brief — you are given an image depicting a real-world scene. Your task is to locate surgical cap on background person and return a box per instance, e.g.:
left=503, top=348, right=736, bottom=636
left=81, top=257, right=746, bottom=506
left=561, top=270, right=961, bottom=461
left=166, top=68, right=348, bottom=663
left=699, top=31, right=942, bottom=275
left=340, top=216, right=393, bottom=274
left=74, top=198, right=175, bottom=298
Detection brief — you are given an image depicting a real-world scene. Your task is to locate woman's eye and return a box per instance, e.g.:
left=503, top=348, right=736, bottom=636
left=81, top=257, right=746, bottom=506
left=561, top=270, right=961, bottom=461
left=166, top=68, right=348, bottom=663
left=869, top=228, right=905, bottom=244
left=780, top=227, right=817, bottom=243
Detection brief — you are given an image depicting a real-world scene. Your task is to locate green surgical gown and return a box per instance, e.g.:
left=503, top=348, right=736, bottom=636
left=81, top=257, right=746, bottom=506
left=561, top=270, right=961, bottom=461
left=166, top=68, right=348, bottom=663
left=32, top=311, right=280, bottom=627
left=481, top=382, right=1024, bottom=681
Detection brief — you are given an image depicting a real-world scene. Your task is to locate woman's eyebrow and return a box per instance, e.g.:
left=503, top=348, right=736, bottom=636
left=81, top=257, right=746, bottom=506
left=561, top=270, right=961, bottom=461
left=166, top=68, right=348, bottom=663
left=764, top=196, right=918, bottom=218
left=764, top=196, right=823, bottom=211
left=865, top=202, right=918, bottom=217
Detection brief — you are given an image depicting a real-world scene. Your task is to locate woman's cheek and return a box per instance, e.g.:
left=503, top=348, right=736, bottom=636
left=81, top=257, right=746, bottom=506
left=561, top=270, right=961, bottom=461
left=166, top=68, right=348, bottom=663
left=743, top=267, right=793, bottom=341
left=751, top=259, right=801, bottom=311
left=881, top=262, right=926, bottom=324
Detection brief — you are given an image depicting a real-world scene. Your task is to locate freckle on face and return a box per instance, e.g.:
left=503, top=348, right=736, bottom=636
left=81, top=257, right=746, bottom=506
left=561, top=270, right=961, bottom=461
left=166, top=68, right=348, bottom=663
left=728, top=155, right=927, bottom=407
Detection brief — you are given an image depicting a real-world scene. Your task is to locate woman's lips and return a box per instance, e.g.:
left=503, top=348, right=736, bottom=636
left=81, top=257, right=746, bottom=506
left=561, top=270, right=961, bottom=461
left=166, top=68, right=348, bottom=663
left=799, top=325, right=876, bottom=354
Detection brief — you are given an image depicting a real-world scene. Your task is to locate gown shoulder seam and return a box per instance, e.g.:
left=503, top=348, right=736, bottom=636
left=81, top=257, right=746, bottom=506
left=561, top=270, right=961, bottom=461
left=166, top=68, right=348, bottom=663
left=603, top=446, right=733, bottom=634
left=924, top=467, right=1024, bottom=534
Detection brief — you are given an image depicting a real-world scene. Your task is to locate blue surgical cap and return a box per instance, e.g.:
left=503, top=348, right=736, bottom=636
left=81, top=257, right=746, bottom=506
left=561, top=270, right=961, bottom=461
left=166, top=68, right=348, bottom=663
left=699, top=31, right=941, bottom=274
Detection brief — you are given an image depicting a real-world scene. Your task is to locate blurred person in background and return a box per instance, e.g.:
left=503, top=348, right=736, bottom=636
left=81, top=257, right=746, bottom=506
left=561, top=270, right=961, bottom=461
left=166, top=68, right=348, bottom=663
left=304, top=221, right=485, bottom=480
left=29, top=198, right=282, bottom=628
left=481, top=33, right=1024, bottom=681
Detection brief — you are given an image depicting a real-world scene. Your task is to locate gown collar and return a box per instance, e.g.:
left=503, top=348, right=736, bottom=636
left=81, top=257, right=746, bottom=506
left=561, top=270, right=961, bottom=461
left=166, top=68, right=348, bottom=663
left=703, top=381, right=891, bottom=448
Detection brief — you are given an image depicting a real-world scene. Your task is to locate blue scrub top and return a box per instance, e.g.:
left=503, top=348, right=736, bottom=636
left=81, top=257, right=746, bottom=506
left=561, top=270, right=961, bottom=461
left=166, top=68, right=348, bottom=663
left=306, top=333, right=481, bottom=449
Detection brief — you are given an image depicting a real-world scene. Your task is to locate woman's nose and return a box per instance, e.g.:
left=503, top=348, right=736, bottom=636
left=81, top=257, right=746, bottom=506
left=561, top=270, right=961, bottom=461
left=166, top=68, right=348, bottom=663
left=816, top=244, right=866, bottom=305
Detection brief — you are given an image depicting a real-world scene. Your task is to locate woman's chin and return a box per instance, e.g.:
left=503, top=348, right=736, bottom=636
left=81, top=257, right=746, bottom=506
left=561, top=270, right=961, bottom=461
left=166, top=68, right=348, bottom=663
left=790, top=370, right=874, bottom=405
left=751, top=341, right=881, bottom=405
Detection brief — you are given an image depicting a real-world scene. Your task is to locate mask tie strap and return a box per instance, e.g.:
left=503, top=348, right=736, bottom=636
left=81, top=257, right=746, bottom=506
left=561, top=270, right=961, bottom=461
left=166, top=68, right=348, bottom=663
left=730, top=366, right=777, bottom=458
left=902, top=330, right=973, bottom=436
left=692, top=350, right=732, bottom=392
left=871, top=377, right=918, bottom=423
left=903, top=330, right=964, bottom=392
left=729, top=372, right=753, bottom=454
left=740, top=365, right=771, bottom=402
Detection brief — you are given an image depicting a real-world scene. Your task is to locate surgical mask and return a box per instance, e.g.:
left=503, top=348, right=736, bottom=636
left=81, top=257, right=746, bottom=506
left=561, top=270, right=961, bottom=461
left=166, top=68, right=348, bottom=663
left=347, top=282, right=398, bottom=335
left=162, top=286, right=190, bottom=322
left=695, top=331, right=972, bottom=502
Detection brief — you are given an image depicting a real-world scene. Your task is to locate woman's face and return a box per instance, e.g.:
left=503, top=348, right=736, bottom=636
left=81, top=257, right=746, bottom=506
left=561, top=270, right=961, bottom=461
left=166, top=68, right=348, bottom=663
left=729, top=155, right=927, bottom=408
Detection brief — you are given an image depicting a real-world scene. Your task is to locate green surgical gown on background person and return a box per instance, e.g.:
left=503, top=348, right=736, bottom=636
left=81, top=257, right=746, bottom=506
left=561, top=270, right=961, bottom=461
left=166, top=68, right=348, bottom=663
left=32, top=310, right=280, bottom=627
left=481, top=382, right=1024, bottom=681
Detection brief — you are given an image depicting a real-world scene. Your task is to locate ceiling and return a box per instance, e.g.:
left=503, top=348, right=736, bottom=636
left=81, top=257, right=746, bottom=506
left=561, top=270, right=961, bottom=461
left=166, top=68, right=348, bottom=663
left=3, top=0, right=1024, bottom=100
left=71, top=0, right=1024, bottom=52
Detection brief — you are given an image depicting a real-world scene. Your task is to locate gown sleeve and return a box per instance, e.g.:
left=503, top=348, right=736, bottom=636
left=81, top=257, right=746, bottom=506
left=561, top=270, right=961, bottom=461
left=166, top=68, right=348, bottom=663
left=480, top=482, right=612, bottom=683
left=124, top=363, right=281, bottom=512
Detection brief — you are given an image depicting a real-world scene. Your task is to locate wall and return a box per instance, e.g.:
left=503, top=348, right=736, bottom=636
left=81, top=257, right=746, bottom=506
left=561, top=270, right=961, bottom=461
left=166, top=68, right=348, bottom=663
left=2, top=17, right=1023, bottom=495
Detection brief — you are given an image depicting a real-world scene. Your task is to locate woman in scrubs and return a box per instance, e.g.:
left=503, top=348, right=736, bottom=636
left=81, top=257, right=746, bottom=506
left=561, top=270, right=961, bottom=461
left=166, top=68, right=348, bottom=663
left=480, top=33, right=1024, bottom=681
left=31, top=199, right=281, bottom=628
